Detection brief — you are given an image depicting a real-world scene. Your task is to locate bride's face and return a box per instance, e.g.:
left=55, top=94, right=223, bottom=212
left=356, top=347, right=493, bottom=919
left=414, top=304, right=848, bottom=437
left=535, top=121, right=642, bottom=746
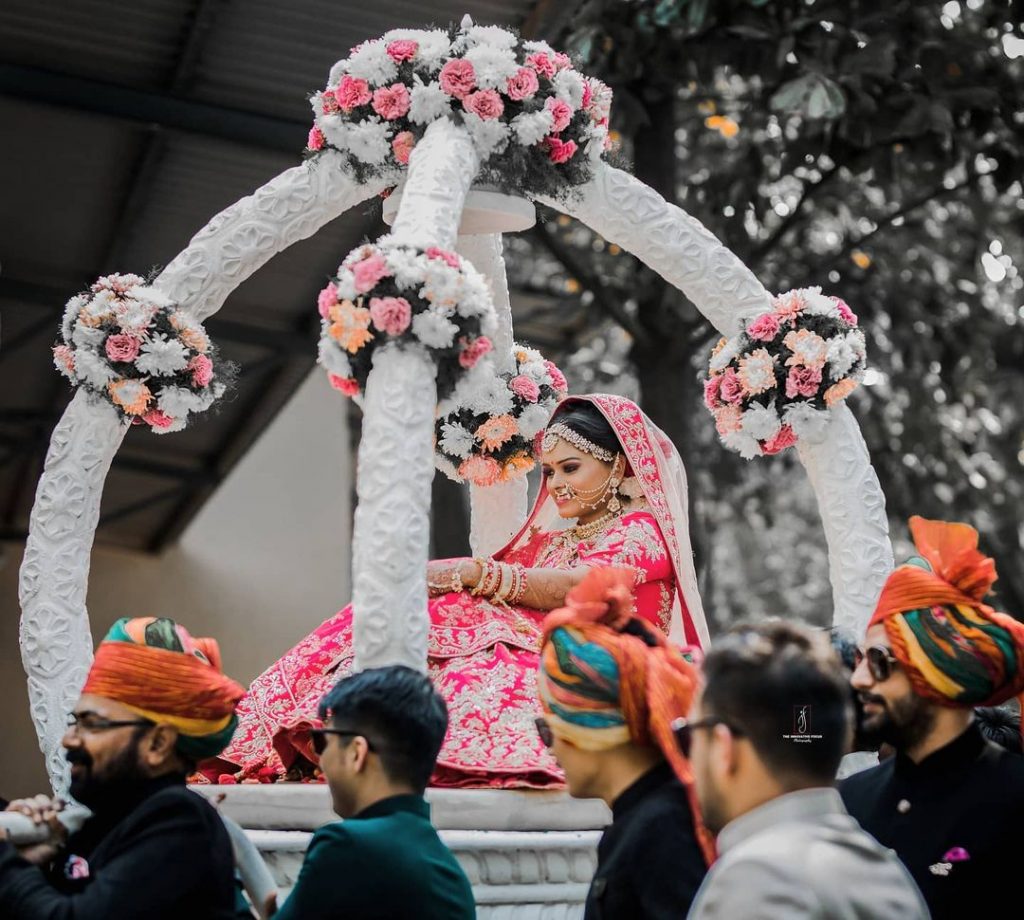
left=541, top=437, right=617, bottom=521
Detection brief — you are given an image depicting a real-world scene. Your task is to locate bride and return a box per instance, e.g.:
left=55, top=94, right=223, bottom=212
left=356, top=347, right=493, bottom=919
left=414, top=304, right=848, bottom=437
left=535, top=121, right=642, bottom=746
left=201, top=394, right=709, bottom=787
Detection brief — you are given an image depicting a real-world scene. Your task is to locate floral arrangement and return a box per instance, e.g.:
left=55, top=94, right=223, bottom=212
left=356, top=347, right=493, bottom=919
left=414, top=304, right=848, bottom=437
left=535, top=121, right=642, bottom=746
left=703, top=287, right=867, bottom=459
left=53, top=274, right=230, bottom=433
left=433, top=343, right=569, bottom=485
left=317, top=239, right=497, bottom=400
left=305, top=17, right=613, bottom=199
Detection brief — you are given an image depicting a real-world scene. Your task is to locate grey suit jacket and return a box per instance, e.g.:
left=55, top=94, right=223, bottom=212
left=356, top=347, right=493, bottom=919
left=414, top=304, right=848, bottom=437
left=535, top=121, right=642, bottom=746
left=688, top=788, right=929, bottom=919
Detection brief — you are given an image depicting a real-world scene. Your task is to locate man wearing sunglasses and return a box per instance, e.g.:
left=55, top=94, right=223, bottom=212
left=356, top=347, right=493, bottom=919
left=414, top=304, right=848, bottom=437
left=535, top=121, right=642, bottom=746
left=271, top=665, right=474, bottom=920
left=0, top=617, right=245, bottom=919
left=839, top=517, right=1024, bottom=920
left=684, top=620, right=927, bottom=919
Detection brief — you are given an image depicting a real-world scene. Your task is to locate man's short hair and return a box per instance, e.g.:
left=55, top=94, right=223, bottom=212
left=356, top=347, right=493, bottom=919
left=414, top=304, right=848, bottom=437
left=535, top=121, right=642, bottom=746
left=701, top=620, right=852, bottom=786
left=318, top=665, right=448, bottom=792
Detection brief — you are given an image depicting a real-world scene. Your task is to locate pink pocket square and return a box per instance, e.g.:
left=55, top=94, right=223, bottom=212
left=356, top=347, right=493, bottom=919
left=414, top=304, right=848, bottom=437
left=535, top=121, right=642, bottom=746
left=942, top=847, right=970, bottom=862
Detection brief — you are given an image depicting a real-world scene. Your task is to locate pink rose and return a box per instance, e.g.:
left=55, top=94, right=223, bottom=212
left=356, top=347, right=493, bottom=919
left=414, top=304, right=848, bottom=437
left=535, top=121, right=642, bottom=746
left=104, top=334, right=141, bottom=363
left=458, top=335, right=493, bottom=369
left=307, top=126, right=325, bottom=151
left=785, top=365, right=822, bottom=399
left=318, top=282, right=338, bottom=319
left=543, top=136, right=578, bottom=164
left=439, top=59, right=476, bottom=99
left=510, top=374, right=541, bottom=402
left=369, top=296, right=412, bottom=336
left=746, top=312, right=781, bottom=342
left=386, top=39, right=418, bottom=62
left=762, top=424, right=797, bottom=455
left=352, top=253, right=391, bottom=292
left=546, top=98, right=573, bottom=133
left=525, top=52, right=556, bottom=78
left=143, top=408, right=174, bottom=430
left=372, top=83, right=410, bottom=120
left=833, top=297, right=858, bottom=326
left=334, top=76, right=372, bottom=111
left=544, top=360, right=568, bottom=392
left=719, top=369, right=745, bottom=405
left=463, top=89, right=504, bottom=120
left=189, top=353, right=214, bottom=388
left=553, top=52, right=572, bottom=71
left=505, top=67, right=539, bottom=101
left=426, top=247, right=461, bottom=269
left=328, top=374, right=360, bottom=397
left=703, top=375, right=723, bottom=410
left=391, top=130, right=415, bottom=164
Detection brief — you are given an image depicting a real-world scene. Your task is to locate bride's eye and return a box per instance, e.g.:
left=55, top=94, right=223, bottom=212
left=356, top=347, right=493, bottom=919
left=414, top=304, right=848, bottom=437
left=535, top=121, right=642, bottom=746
left=563, top=463, right=579, bottom=474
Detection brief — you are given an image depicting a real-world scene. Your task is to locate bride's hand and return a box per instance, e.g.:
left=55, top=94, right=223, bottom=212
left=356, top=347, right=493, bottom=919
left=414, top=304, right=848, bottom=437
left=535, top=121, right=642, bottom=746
left=427, top=559, right=482, bottom=596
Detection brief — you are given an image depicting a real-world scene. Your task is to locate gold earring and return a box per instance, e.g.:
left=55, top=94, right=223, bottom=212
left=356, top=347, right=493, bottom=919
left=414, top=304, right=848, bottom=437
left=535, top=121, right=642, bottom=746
left=607, top=478, right=622, bottom=514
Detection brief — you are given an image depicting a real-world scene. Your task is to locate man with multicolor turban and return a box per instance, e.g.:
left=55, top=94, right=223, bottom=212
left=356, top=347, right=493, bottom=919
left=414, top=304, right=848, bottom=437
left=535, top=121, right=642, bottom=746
left=0, top=617, right=246, bottom=919
left=537, top=567, right=712, bottom=919
left=840, top=517, right=1024, bottom=920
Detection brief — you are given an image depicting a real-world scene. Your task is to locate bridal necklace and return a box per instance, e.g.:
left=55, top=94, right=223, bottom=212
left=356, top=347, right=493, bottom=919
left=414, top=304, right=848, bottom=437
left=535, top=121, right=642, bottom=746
left=567, top=509, right=620, bottom=543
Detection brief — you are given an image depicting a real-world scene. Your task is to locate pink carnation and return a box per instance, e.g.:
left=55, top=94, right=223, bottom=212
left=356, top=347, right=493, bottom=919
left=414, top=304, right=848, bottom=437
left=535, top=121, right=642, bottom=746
left=463, top=89, right=504, bottom=120
left=143, top=408, right=175, bottom=430
left=317, top=282, right=338, bottom=319
left=426, top=247, right=461, bottom=269
left=703, top=375, right=723, bottom=410
left=334, top=76, right=372, bottom=111
left=506, top=67, right=540, bottom=101
left=392, top=130, right=415, bottom=164
left=546, top=98, right=573, bottom=133
left=459, top=455, right=502, bottom=487
left=833, top=297, right=858, bottom=326
left=714, top=405, right=743, bottom=435
left=352, top=253, right=391, bottom=293
left=582, top=80, right=593, bottom=111
left=553, top=52, right=572, bottom=71
left=320, top=92, right=340, bottom=115
left=785, top=365, right=822, bottom=399
left=762, top=424, right=797, bottom=455
left=544, top=359, right=568, bottom=392
left=189, top=353, right=214, bottom=388
left=439, top=59, right=476, bottom=99
left=53, top=344, right=76, bottom=375
left=543, top=136, right=578, bottom=164
left=328, top=374, right=360, bottom=396
left=372, top=83, right=410, bottom=120
left=525, top=52, right=556, bottom=78
left=307, top=126, right=325, bottom=151
left=510, top=374, right=541, bottom=402
left=369, top=296, right=412, bottom=336
left=104, top=334, right=141, bottom=363
left=746, top=312, right=781, bottom=342
left=458, top=336, right=493, bottom=369
left=386, top=39, right=418, bottom=62
left=719, top=369, right=745, bottom=405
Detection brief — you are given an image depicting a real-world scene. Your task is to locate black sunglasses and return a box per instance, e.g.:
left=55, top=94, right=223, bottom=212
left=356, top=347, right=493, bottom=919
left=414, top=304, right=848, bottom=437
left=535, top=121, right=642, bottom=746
left=854, top=646, right=901, bottom=682
left=309, top=728, right=376, bottom=757
left=535, top=716, right=554, bottom=749
left=671, top=716, right=745, bottom=758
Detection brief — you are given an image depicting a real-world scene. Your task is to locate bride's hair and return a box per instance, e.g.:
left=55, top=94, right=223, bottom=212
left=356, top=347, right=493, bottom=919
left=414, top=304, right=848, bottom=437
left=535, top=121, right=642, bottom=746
left=550, top=401, right=622, bottom=459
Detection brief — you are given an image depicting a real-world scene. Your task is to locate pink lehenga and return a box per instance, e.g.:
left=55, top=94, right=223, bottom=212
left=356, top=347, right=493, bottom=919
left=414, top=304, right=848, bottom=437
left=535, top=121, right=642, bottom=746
left=201, top=395, right=709, bottom=788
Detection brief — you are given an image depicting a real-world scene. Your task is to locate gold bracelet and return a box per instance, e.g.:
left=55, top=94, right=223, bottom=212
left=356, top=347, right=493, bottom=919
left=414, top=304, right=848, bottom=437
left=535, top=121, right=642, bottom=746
left=508, top=565, right=528, bottom=605
left=427, top=567, right=463, bottom=597
left=471, top=558, right=499, bottom=597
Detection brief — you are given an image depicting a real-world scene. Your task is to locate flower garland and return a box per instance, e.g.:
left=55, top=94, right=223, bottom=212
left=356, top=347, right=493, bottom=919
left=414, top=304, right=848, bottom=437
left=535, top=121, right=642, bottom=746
left=434, top=344, right=569, bottom=485
left=53, top=274, right=231, bottom=433
left=305, top=17, right=613, bottom=199
left=703, top=287, right=867, bottom=458
left=317, top=239, right=497, bottom=400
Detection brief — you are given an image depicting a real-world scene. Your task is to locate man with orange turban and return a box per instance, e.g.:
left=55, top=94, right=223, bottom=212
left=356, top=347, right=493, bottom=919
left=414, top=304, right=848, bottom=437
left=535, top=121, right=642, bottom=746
left=537, top=567, right=712, bottom=920
left=840, top=517, right=1024, bottom=920
left=0, top=617, right=246, bottom=919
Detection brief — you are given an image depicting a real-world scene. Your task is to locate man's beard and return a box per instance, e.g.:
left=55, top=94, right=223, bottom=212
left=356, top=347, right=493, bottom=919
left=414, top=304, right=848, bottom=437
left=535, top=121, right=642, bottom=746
left=67, top=733, right=149, bottom=812
left=858, top=690, right=936, bottom=752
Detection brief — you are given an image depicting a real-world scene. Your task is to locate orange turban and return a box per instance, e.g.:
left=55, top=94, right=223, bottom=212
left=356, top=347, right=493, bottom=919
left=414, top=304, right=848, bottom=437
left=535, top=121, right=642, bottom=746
left=82, top=617, right=245, bottom=760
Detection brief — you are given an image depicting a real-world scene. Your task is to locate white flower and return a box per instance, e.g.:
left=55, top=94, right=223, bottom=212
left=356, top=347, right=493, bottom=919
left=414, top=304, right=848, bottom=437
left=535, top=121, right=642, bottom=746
left=709, top=337, right=741, bottom=373
left=518, top=402, right=553, bottom=438
left=136, top=335, right=189, bottom=375
left=157, top=385, right=214, bottom=417
left=439, top=421, right=476, bottom=459
left=317, top=338, right=353, bottom=378
left=826, top=335, right=857, bottom=380
left=62, top=294, right=88, bottom=342
left=582, top=123, right=607, bottom=163
left=435, top=454, right=462, bottom=482
left=523, top=40, right=556, bottom=57
left=462, top=111, right=511, bottom=158
left=465, top=371, right=514, bottom=416
left=71, top=324, right=106, bottom=349
left=412, top=310, right=459, bottom=349
left=520, top=357, right=548, bottom=383
left=740, top=402, right=782, bottom=441
left=75, top=349, right=116, bottom=389
left=783, top=401, right=831, bottom=443
left=722, top=429, right=762, bottom=460
left=589, top=80, right=613, bottom=121
left=511, top=109, right=555, bottom=146
left=318, top=113, right=349, bottom=151
left=385, top=247, right=425, bottom=290
left=116, top=300, right=156, bottom=332
left=149, top=416, right=188, bottom=435
left=346, top=40, right=398, bottom=85
left=463, top=45, right=519, bottom=89
left=463, top=25, right=518, bottom=49
left=847, top=329, right=867, bottom=363
left=132, top=285, right=173, bottom=309
left=327, top=59, right=348, bottom=88
left=422, top=261, right=463, bottom=308
left=802, top=287, right=838, bottom=317
left=344, top=119, right=391, bottom=165
left=553, top=70, right=585, bottom=109
left=409, top=77, right=450, bottom=125
left=334, top=272, right=357, bottom=302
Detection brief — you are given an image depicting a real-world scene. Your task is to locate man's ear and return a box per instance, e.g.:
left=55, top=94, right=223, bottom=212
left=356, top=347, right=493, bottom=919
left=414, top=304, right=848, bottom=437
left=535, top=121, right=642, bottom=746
left=350, top=736, right=372, bottom=774
left=142, top=723, right=180, bottom=767
left=711, top=723, right=742, bottom=779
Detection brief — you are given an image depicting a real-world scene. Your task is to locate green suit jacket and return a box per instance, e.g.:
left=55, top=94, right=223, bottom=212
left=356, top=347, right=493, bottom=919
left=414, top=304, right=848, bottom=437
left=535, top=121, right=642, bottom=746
left=274, top=794, right=475, bottom=920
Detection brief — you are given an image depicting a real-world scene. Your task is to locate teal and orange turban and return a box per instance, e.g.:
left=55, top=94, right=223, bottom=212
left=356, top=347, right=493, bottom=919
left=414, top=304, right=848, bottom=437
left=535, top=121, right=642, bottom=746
left=82, top=617, right=246, bottom=760
left=871, top=516, right=1024, bottom=716
left=538, top=567, right=714, bottom=864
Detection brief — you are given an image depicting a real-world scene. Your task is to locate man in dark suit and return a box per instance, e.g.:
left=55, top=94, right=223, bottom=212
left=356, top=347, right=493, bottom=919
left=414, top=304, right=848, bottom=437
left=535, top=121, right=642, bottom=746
left=272, top=665, right=475, bottom=920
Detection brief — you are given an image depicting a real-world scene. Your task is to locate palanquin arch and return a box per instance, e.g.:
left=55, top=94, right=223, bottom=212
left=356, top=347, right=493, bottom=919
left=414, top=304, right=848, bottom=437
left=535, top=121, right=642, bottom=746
left=20, top=105, right=894, bottom=795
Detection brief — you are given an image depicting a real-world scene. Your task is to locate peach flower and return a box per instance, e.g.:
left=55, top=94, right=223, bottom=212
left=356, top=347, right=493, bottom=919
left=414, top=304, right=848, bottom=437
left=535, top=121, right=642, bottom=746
left=475, top=414, right=518, bottom=451
left=501, top=454, right=535, bottom=481
left=459, top=455, right=502, bottom=486
left=784, top=329, right=828, bottom=370
left=391, top=131, right=415, bottom=164
left=824, top=377, right=858, bottom=407
left=737, top=348, right=777, bottom=395
left=714, top=405, right=743, bottom=435
left=329, top=300, right=374, bottom=354
left=108, top=379, right=152, bottom=416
